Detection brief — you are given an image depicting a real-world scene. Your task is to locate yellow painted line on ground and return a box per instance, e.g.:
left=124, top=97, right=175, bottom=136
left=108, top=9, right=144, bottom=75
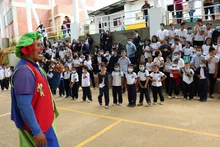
left=58, top=107, right=220, bottom=139
left=75, top=120, right=121, bottom=147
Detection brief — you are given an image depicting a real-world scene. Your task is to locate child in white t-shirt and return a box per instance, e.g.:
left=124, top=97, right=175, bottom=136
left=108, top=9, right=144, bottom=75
left=111, top=63, right=123, bottom=106
left=70, top=66, right=79, bottom=100
left=149, top=64, right=167, bottom=105
left=125, top=64, right=137, bottom=107
left=81, top=66, right=92, bottom=102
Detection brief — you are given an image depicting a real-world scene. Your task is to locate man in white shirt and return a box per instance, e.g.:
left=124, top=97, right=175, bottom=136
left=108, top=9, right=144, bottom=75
left=193, top=19, right=205, bottom=47
left=157, top=23, right=169, bottom=44
left=168, top=23, right=177, bottom=45
left=206, top=47, right=219, bottom=98
left=205, top=22, right=214, bottom=40
left=176, top=22, right=187, bottom=45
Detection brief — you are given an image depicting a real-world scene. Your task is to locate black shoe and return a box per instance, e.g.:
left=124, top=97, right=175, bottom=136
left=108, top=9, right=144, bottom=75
left=131, top=104, right=136, bottom=107
left=127, top=104, right=131, bottom=107
left=137, top=103, right=143, bottom=106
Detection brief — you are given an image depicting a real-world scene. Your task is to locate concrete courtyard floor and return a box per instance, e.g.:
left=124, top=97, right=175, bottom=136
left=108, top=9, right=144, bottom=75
left=1, top=89, right=220, bottom=147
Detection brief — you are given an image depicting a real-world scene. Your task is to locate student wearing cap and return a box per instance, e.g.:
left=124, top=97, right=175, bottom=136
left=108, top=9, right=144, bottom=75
left=11, top=32, right=62, bottom=147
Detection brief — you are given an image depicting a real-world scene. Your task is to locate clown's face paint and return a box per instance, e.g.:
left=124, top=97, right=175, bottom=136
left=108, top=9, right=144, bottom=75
left=29, top=40, right=44, bottom=62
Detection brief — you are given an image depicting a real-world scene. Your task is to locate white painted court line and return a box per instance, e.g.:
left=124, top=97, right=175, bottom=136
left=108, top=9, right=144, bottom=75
left=0, top=97, right=66, bottom=118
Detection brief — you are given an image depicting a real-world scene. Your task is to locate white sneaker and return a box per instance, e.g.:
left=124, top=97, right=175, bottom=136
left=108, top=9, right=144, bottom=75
left=160, top=102, right=164, bottom=105
left=118, top=103, right=122, bottom=106
left=168, top=96, right=172, bottom=99
left=183, top=98, right=186, bottom=101
left=175, top=95, right=178, bottom=99
left=113, top=104, right=116, bottom=106
left=153, top=102, right=157, bottom=105
left=105, top=106, right=109, bottom=109
left=190, top=99, right=194, bottom=101
left=88, top=100, right=91, bottom=103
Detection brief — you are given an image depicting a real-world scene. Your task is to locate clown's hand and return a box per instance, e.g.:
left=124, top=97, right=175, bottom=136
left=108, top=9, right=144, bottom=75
left=54, top=64, right=65, bottom=73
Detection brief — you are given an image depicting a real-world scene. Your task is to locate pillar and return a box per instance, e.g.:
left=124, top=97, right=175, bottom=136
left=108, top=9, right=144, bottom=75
left=25, top=0, right=33, bottom=32
left=71, top=0, right=80, bottom=41
left=0, top=1, right=5, bottom=38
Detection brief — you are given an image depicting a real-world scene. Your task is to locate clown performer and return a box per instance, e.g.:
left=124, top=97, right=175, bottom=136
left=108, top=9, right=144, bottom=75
left=11, top=32, right=63, bottom=147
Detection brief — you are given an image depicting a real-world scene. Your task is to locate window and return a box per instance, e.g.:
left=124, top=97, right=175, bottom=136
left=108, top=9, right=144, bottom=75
left=113, top=17, right=121, bottom=27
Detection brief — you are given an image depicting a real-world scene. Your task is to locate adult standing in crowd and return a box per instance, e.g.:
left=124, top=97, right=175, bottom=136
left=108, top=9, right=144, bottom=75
left=133, top=30, right=141, bottom=47
left=65, top=16, right=71, bottom=36
left=157, top=23, right=169, bottom=44
left=205, top=22, right=214, bottom=40
left=193, top=19, right=205, bottom=47
left=126, top=38, right=137, bottom=64
left=86, top=34, right=94, bottom=52
left=105, top=30, right=113, bottom=52
left=100, top=30, right=107, bottom=50
left=141, top=0, right=151, bottom=27
left=11, top=32, right=62, bottom=147
left=108, top=48, right=120, bottom=73
left=176, top=22, right=187, bottom=46
left=174, top=0, right=183, bottom=24
left=36, top=21, right=46, bottom=38
left=212, top=23, right=220, bottom=45
left=203, top=0, right=215, bottom=20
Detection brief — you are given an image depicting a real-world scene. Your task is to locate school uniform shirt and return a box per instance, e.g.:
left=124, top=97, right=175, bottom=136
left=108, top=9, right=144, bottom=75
left=0, top=67, right=4, bottom=80
left=177, top=58, right=185, bottom=68
left=216, top=45, right=220, bottom=59
left=138, top=70, right=149, bottom=81
left=202, top=44, right=211, bottom=56
left=111, top=71, right=123, bottom=86
left=176, top=29, right=187, bottom=43
left=146, top=62, right=153, bottom=72
left=51, top=50, right=56, bottom=58
left=71, top=72, right=79, bottom=83
left=59, top=50, right=66, bottom=60
left=125, top=72, right=137, bottom=85
left=143, top=45, right=152, bottom=59
left=153, top=57, right=164, bottom=67
left=45, top=49, right=52, bottom=56
left=84, top=60, right=93, bottom=70
left=200, top=67, right=206, bottom=79
left=73, top=58, right=82, bottom=67
left=156, top=29, right=169, bottom=41
left=150, top=42, right=161, bottom=56
left=63, top=71, right=71, bottom=80
left=82, top=72, right=90, bottom=87
left=182, top=46, right=193, bottom=56
left=47, top=70, right=54, bottom=79
left=65, top=62, right=73, bottom=70
left=186, top=33, right=194, bottom=42
left=182, top=68, right=194, bottom=84
left=171, top=43, right=182, bottom=53
left=150, top=71, right=165, bottom=87
left=205, top=29, right=214, bottom=40
left=169, top=65, right=180, bottom=78
left=205, top=55, right=219, bottom=74
left=66, top=49, right=72, bottom=58
left=4, top=67, right=11, bottom=78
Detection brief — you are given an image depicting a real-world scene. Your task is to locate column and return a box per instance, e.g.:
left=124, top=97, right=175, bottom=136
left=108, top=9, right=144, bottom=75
left=0, top=1, right=5, bottom=38
left=25, top=0, right=33, bottom=32
left=71, top=0, right=80, bottom=40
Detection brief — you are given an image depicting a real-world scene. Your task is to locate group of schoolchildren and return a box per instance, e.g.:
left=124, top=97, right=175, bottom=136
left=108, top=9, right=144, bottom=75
left=0, top=64, right=14, bottom=91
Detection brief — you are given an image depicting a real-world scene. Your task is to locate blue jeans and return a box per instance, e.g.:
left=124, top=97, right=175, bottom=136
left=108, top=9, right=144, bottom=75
left=176, top=11, right=183, bottom=24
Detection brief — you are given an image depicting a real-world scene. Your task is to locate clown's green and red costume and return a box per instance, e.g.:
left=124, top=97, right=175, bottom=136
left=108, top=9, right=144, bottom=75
left=11, top=32, right=60, bottom=147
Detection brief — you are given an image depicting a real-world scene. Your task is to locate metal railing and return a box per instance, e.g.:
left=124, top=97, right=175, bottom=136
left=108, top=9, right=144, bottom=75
left=36, top=1, right=220, bottom=40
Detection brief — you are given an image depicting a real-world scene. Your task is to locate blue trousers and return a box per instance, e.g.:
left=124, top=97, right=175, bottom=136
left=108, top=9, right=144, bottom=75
left=98, top=86, right=109, bottom=106
left=199, top=79, right=208, bottom=101
left=139, top=81, right=151, bottom=104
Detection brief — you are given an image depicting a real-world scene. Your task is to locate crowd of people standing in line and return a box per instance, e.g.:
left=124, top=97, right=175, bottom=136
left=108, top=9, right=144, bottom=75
left=32, top=18, right=220, bottom=109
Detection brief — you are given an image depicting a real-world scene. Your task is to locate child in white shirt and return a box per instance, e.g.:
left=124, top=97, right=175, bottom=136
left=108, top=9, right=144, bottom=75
left=137, top=62, right=151, bottom=106
left=146, top=57, right=153, bottom=73
left=149, top=64, right=167, bottom=105
left=125, top=64, right=137, bottom=107
left=182, top=62, right=194, bottom=100
left=182, top=41, right=193, bottom=63
left=81, top=66, right=92, bottom=102
left=70, top=66, right=79, bottom=100
left=111, top=63, right=123, bottom=106
left=153, top=51, right=164, bottom=71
